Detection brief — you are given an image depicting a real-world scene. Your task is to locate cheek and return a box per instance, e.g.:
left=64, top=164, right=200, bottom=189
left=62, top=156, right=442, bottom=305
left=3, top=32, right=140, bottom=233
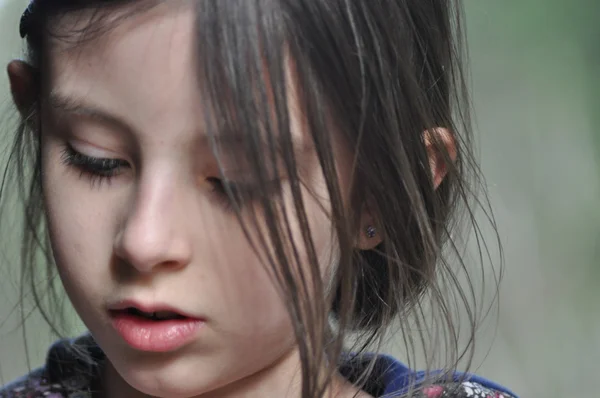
left=40, top=136, right=119, bottom=311
left=207, top=224, right=294, bottom=337
left=205, top=190, right=335, bottom=346
left=210, top=244, right=288, bottom=328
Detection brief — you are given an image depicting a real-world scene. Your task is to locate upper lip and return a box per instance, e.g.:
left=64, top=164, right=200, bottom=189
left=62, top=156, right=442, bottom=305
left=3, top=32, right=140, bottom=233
left=108, top=299, right=203, bottom=320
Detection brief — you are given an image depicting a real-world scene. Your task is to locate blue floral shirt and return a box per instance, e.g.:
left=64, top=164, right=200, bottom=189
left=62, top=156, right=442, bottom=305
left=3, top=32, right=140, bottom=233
left=0, top=335, right=517, bottom=397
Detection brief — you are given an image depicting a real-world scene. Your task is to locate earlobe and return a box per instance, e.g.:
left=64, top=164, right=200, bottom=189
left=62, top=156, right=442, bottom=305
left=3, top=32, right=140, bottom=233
left=355, top=210, right=383, bottom=251
left=423, top=127, right=457, bottom=189
left=7, top=60, right=37, bottom=117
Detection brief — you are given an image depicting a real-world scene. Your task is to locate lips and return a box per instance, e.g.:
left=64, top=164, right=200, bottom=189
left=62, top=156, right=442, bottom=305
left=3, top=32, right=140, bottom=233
left=108, top=300, right=199, bottom=319
left=108, top=300, right=205, bottom=352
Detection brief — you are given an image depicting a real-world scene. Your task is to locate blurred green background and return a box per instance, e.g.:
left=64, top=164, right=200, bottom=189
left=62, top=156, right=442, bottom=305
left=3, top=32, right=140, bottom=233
left=0, top=1, right=598, bottom=396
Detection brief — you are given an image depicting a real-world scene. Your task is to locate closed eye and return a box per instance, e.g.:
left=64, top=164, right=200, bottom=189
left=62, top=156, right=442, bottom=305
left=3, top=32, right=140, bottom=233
left=61, top=144, right=130, bottom=186
left=206, top=176, right=281, bottom=211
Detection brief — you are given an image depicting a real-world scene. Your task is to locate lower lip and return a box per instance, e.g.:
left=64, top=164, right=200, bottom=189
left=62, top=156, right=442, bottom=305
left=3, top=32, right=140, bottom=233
left=110, top=312, right=204, bottom=353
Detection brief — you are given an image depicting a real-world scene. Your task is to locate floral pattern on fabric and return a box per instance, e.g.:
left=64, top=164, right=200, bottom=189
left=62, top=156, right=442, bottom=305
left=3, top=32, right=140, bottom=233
left=414, top=381, right=516, bottom=398
left=0, top=377, right=77, bottom=398
left=0, top=336, right=100, bottom=398
left=0, top=374, right=94, bottom=398
left=0, top=377, right=517, bottom=398
left=1, top=336, right=516, bottom=398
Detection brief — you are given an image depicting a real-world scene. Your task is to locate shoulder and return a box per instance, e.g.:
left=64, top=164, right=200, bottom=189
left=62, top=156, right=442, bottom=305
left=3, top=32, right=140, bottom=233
left=0, top=334, right=103, bottom=398
left=0, top=367, right=66, bottom=397
left=411, top=381, right=517, bottom=398
left=345, top=353, right=519, bottom=398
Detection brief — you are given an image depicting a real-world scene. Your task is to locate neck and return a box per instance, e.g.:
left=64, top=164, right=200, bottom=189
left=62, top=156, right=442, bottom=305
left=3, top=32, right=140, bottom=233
left=101, top=347, right=371, bottom=398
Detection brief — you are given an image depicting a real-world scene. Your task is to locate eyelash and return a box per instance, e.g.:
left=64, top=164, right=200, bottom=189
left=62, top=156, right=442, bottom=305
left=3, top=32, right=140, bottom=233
left=60, top=145, right=280, bottom=208
left=61, top=144, right=129, bottom=187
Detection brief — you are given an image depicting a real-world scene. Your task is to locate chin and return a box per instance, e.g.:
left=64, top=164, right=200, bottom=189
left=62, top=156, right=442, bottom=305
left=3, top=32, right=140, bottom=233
left=124, top=371, right=209, bottom=398
left=109, top=356, right=212, bottom=398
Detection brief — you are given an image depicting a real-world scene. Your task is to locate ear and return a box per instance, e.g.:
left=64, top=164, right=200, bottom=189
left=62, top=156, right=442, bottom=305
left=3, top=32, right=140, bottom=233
left=355, top=207, right=383, bottom=251
left=423, top=128, right=457, bottom=189
left=7, top=60, right=37, bottom=117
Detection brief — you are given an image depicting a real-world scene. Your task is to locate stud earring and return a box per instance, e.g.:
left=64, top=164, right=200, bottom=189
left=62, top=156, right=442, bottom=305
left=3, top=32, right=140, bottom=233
left=365, top=225, right=377, bottom=239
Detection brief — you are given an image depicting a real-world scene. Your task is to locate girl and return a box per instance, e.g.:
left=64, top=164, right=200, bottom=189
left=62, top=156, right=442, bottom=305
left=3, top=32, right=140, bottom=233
left=0, top=0, right=517, bottom=397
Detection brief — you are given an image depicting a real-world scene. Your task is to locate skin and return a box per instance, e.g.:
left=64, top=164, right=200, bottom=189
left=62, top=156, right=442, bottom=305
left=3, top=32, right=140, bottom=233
left=7, top=3, right=454, bottom=398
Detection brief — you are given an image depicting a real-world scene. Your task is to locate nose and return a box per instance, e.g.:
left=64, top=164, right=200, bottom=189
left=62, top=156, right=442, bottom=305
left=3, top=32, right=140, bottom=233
left=114, top=179, right=193, bottom=274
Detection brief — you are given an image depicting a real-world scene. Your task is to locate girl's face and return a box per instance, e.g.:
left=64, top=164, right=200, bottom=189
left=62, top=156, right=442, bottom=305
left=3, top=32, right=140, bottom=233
left=34, top=5, right=360, bottom=397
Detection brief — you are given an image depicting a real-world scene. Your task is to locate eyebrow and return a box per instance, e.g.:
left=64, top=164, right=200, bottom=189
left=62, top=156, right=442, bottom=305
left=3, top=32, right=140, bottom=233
left=46, top=92, right=286, bottom=150
left=47, top=92, right=134, bottom=134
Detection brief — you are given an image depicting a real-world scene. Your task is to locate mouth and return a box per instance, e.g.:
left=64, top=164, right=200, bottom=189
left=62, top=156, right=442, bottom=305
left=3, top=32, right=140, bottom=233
left=107, top=301, right=205, bottom=352
left=114, top=307, right=188, bottom=321
left=107, top=300, right=201, bottom=320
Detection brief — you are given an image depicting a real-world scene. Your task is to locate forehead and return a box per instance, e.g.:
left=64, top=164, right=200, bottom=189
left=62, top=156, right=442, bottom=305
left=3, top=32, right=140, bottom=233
left=47, top=3, right=199, bottom=135
left=44, top=2, right=314, bottom=153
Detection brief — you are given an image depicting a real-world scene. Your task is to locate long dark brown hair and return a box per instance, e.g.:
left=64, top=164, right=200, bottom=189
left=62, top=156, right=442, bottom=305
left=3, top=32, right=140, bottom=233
left=1, top=0, right=501, bottom=397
